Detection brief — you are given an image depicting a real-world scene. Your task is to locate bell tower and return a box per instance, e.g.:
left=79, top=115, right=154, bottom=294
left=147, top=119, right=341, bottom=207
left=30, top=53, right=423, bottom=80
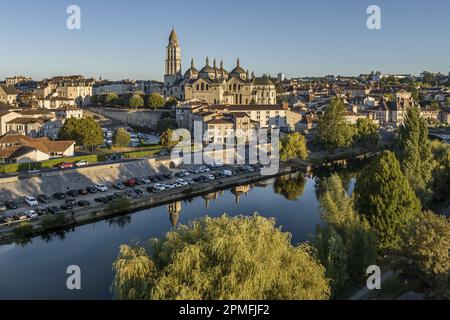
left=165, top=27, right=181, bottom=76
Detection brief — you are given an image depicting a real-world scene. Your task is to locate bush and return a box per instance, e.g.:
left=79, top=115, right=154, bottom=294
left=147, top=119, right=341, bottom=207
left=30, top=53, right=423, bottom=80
left=40, top=215, right=71, bottom=230
left=13, top=221, right=34, bottom=237
left=106, top=198, right=132, bottom=214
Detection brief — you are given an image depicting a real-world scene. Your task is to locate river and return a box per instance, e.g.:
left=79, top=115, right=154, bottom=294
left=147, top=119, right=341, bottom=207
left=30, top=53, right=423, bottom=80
left=0, top=166, right=359, bottom=300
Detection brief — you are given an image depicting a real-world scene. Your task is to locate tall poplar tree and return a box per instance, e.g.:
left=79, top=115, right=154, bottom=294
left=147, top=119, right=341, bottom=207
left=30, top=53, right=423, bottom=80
left=354, top=151, right=421, bottom=251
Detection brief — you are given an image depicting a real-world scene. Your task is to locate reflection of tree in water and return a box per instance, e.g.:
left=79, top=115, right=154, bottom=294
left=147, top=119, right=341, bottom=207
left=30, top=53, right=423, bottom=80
left=40, top=227, right=75, bottom=243
left=274, top=173, right=306, bottom=201
left=313, top=160, right=368, bottom=198
left=107, top=215, right=132, bottom=229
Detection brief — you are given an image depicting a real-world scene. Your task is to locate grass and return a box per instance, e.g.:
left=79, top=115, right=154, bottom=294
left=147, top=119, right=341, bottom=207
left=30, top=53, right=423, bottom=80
left=0, top=145, right=165, bottom=174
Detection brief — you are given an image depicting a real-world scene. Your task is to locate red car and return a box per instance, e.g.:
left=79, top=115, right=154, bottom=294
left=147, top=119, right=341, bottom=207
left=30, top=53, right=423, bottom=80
left=58, top=162, right=74, bottom=169
left=124, top=178, right=137, bottom=187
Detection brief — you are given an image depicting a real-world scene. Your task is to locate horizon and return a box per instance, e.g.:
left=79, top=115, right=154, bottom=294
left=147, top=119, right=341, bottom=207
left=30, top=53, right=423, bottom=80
left=1, top=0, right=449, bottom=81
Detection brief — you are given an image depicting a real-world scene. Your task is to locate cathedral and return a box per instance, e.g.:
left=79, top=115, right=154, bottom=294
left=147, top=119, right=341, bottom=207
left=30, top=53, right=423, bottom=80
left=161, top=28, right=276, bottom=105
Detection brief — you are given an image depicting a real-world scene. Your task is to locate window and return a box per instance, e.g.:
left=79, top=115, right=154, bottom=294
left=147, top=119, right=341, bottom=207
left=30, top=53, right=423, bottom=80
left=201, top=83, right=204, bottom=91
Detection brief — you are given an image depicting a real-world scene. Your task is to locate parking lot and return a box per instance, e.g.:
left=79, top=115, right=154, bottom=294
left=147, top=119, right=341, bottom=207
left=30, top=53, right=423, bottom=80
left=0, top=163, right=264, bottom=229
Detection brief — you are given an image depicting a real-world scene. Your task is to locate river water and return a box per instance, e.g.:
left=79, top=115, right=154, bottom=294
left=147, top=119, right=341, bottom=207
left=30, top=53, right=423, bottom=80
left=0, top=167, right=359, bottom=300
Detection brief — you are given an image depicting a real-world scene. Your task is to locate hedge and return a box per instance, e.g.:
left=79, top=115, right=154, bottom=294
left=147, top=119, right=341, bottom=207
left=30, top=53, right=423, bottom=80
left=0, top=154, right=107, bottom=174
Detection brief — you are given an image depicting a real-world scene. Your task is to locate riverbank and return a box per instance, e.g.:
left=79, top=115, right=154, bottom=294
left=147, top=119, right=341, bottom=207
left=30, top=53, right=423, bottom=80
left=0, top=162, right=305, bottom=244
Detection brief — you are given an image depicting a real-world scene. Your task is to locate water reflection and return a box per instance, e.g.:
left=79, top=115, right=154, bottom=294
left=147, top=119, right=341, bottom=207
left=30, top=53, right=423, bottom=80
left=274, top=173, right=307, bottom=200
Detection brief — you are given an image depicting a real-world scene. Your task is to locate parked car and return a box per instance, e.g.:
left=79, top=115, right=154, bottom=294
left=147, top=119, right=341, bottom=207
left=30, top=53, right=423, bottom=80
left=35, top=208, right=48, bottom=216
left=53, top=192, right=66, bottom=200
left=94, top=184, right=108, bottom=192
left=58, top=162, right=74, bottom=169
left=222, top=170, right=233, bottom=176
left=65, top=198, right=77, bottom=206
left=124, top=179, right=137, bottom=187
left=25, top=196, right=39, bottom=206
left=78, top=200, right=90, bottom=207
left=5, top=200, right=18, bottom=209
left=37, top=194, right=51, bottom=204
left=133, top=188, right=144, bottom=196
left=176, top=179, right=189, bottom=186
left=74, top=160, right=89, bottom=167
left=94, top=197, right=104, bottom=203
left=25, top=210, right=38, bottom=219
left=87, top=187, right=97, bottom=194
left=113, top=181, right=126, bottom=190
left=47, top=206, right=61, bottom=214
left=0, top=201, right=7, bottom=212
left=67, top=190, right=79, bottom=197
left=138, top=177, right=151, bottom=184
left=206, top=174, right=215, bottom=181
left=78, top=189, right=88, bottom=196
left=153, top=184, right=166, bottom=191
left=60, top=204, right=73, bottom=211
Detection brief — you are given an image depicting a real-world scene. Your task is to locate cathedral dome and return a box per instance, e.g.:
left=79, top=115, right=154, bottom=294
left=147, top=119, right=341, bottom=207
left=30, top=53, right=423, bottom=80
left=229, top=58, right=246, bottom=76
left=184, top=59, right=199, bottom=78
left=199, top=57, right=215, bottom=76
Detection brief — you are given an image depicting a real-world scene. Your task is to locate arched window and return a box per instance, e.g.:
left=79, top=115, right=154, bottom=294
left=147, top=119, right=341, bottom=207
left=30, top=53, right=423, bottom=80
left=201, top=83, right=204, bottom=91
left=206, top=84, right=209, bottom=90
left=196, top=84, right=199, bottom=90
left=233, top=84, right=237, bottom=91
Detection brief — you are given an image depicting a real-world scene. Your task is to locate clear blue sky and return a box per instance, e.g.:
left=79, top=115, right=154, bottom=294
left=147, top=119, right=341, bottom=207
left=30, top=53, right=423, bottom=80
left=1, top=0, right=449, bottom=81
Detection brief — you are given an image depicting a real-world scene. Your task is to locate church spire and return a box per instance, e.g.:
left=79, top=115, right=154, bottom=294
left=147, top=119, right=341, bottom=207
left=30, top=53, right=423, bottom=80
left=213, top=58, right=217, bottom=69
left=206, top=56, right=210, bottom=66
left=237, top=57, right=240, bottom=68
left=191, top=58, right=195, bottom=69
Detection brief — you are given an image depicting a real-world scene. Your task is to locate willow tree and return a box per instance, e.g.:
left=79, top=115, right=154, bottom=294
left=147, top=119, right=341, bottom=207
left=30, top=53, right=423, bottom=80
left=354, top=151, right=421, bottom=251
left=112, top=214, right=330, bottom=300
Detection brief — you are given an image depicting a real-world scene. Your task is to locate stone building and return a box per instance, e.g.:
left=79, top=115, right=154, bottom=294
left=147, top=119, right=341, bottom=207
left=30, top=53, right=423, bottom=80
left=160, top=28, right=277, bottom=105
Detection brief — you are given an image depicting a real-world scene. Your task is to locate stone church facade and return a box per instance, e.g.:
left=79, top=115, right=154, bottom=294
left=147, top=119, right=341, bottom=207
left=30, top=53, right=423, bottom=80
left=161, top=28, right=276, bottom=105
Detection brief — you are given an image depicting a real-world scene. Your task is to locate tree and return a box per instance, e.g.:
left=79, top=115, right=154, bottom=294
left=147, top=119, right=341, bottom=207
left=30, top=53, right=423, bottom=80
left=393, top=212, right=450, bottom=299
left=156, top=117, right=177, bottom=134
left=273, top=173, right=306, bottom=200
left=128, top=94, right=144, bottom=108
left=160, top=128, right=176, bottom=148
left=430, top=141, right=450, bottom=201
left=314, top=174, right=377, bottom=296
left=113, top=128, right=131, bottom=148
left=146, top=93, right=165, bottom=109
left=355, top=118, right=379, bottom=147
left=317, top=98, right=355, bottom=150
left=354, top=151, right=421, bottom=251
left=164, top=97, right=178, bottom=108
left=397, top=107, right=434, bottom=203
left=58, top=117, right=104, bottom=153
left=112, top=214, right=331, bottom=300
left=279, top=132, right=308, bottom=161
left=103, top=92, right=119, bottom=105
